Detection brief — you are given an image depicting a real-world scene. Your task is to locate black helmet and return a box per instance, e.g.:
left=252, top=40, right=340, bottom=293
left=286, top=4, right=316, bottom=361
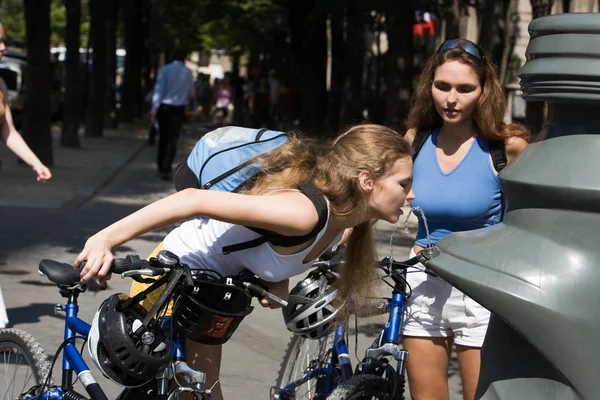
left=88, top=294, right=172, bottom=387
left=282, top=270, right=339, bottom=340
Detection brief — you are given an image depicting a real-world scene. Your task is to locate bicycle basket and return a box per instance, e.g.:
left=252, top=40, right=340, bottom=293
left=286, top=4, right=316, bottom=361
left=171, top=275, right=254, bottom=345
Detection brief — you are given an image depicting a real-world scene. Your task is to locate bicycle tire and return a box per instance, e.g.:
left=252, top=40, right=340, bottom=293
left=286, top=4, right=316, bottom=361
left=0, top=328, right=51, bottom=399
left=327, top=374, right=392, bottom=400
left=274, top=333, right=335, bottom=400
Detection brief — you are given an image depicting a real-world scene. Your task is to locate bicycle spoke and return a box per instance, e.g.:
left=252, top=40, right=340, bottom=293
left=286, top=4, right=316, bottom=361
left=1, top=343, right=39, bottom=400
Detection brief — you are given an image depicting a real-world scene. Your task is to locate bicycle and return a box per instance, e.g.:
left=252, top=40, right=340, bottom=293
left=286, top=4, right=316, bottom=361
left=0, top=249, right=286, bottom=400
left=272, top=247, right=439, bottom=400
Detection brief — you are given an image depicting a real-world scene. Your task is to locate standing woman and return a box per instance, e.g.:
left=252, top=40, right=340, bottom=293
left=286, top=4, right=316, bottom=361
left=403, top=39, right=528, bottom=400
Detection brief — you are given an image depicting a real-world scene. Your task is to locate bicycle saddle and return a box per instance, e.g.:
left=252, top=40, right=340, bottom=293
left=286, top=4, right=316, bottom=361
left=39, top=259, right=107, bottom=290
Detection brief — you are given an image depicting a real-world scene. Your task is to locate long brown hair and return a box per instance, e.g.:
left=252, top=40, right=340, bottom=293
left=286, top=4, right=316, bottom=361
left=246, top=125, right=412, bottom=320
left=405, top=44, right=509, bottom=141
left=313, top=125, right=412, bottom=319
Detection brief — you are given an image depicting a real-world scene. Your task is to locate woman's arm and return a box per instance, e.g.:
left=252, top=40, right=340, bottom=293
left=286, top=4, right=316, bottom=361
left=1, top=106, right=52, bottom=182
left=76, top=188, right=319, bottom=281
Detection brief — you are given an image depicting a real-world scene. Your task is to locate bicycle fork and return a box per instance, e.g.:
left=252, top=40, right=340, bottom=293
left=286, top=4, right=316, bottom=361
left=156, top=335, right=208, bottom=399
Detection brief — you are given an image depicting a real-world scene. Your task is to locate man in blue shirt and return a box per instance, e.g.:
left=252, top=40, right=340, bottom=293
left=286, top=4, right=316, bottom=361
left=151, top=48, right=194, bottom=180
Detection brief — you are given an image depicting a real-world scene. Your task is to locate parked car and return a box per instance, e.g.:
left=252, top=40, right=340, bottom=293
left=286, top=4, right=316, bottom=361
left=0, top=49, right=64, bottom=129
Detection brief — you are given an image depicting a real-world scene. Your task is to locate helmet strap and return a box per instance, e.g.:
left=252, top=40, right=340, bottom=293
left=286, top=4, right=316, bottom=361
left=141, top=268, right=185, bottom=327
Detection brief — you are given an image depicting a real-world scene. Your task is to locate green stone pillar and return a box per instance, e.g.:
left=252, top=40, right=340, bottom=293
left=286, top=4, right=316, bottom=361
left=423, top=13, right=600, bottom=400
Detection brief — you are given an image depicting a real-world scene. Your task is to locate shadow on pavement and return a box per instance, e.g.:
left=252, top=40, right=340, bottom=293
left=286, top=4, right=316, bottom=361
left=7, top=303, right=62, bottom=326
left=0, top=269, right=30, bottom=275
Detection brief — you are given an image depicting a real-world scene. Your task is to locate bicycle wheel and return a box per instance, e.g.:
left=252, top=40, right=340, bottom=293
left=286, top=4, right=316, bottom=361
left=327, top=374, right=392, bottom=400
left=0, top=328, right=51, bottom=400
left=274, top=333, right=335, bottom=399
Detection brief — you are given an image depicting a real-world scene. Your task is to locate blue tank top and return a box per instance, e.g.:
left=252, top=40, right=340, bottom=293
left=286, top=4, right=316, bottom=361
left=411, top=130, right=502, bottom=247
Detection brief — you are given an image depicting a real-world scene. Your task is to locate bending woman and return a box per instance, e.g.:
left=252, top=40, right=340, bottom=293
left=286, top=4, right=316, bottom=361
left=75, top=124, right=415, bottom=399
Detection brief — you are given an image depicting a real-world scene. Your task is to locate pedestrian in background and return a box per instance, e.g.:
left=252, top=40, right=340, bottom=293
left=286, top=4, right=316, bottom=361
left=0, top=22, right=52, bottom=182
left=212, top=72, right=235, bottom=127
left=0, top=22, right=52, bottom=328
left=249, top=75, right=271, bottom=128
left=151, top=48, right=194, bottom=180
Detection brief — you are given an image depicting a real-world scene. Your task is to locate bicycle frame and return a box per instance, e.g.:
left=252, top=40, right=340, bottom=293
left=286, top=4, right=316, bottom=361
left=30, top=288, right=199, bottom=400
left=276, top=268, right=409, bottom=399
left=31, top=288, right=109, bottom=400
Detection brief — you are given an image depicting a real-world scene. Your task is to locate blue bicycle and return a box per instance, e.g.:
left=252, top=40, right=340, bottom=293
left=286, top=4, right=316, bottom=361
left=272, top=248, right=437, bottom=400
left=0, top=250, right=285, bottom=400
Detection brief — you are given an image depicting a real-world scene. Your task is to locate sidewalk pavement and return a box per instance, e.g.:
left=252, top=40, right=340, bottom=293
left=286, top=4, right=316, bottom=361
left=0, top=118, right=420, bottom=229
left=0, top=119, right=152, bottom=210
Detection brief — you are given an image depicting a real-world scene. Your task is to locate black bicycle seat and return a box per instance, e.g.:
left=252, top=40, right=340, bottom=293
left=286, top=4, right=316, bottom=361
left=39, top=259, right=81, bottom=285
left=39, top=259, right=109, bottom=290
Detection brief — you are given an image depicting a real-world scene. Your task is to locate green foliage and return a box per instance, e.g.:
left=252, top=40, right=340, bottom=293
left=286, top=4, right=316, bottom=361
left=147, top=0, right=288, bottom=54
left=50, top=0, right=66, bottom=46
left=0, top=0, right=89, bottom=47
left=0, top=0, right=26, bottom=44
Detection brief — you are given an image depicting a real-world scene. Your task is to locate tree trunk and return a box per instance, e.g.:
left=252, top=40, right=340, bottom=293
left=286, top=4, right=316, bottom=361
left=531, top=0, right=555, bottom=16
left=61, top=0, right=81, bottom=147
left=121, top=0, right=145, bottom=122
left=104, top=0, right=119, bottom=129
left=85, top=0, right=107, bottom=137
left=369, top=26, right=384, bottom=124
left=526, top=0, right=554, bottom=133
left=340, top=0, right=365, bottom=126
left=325, top=11, right=344, bottom=136
left=478, top=0, right=508, bottom=66
left=445, top=0, right=461, bottom=40
left=288, top=0, right=327, bottom=136
left=23, top=0, right=53, bottom=164
left=385, top=2, right=415, bottom=131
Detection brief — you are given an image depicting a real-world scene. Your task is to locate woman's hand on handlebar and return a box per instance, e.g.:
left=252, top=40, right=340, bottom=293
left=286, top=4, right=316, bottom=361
left=74, top=235, right=115, bottom=283
left=258, top=279, right=289, bottom=309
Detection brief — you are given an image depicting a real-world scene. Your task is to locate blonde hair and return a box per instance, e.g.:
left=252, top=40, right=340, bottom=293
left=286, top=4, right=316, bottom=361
left=244, top=131, right=318, bottom=195
left=406, top=45, right=508, bottom=140
left=313, top=125, right=411, bottom=320
left=246, top=125, right=412, bottom=321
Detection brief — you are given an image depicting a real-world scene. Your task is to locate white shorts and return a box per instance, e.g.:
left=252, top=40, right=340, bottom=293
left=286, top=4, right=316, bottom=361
left=402, top=249, right=490, bottom=347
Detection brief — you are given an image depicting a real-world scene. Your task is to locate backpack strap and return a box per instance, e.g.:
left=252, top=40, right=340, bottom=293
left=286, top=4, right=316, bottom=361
left=412, top=128, right=432, bottom=161
left=221, top=183, right=328, bottom=255
left=488, top=139, right=507, bottom=172
left=486, top=139, right=508, bottom=221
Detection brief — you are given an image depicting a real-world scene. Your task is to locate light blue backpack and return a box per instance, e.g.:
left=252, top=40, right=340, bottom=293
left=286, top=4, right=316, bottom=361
left=174, top=126, right=288, bottom=192
left=173, top=126, right=328, bottom=254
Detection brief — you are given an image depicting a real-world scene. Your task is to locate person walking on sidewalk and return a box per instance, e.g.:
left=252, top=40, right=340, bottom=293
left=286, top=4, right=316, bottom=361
left=151, top=48, right=194, bottom=180
left=403, top=39, right=529, bottom=400
left=0, top=22, right=51, bottom=183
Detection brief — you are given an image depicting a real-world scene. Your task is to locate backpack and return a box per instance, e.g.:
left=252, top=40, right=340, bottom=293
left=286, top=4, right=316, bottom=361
left=412, top=128, right=507, bottom=172
left=173, top=126, right=328, bottom=254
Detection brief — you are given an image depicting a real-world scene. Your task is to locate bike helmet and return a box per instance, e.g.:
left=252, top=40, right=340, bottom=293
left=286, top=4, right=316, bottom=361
left=88, top=293, right=172, bottom=387
left=282, top=270, right=339, bottom=340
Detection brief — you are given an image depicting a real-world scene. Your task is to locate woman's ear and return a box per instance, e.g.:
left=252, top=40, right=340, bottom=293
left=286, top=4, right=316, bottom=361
left=358, top=171, right=374, bottom=193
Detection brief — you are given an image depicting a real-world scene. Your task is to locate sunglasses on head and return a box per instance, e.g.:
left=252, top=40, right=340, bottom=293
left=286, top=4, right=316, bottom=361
left=438, top=39, right=483, bottom=61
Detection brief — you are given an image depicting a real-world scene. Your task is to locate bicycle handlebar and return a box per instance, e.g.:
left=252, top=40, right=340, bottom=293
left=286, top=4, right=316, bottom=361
left=106, top=253, right=288, bottom=307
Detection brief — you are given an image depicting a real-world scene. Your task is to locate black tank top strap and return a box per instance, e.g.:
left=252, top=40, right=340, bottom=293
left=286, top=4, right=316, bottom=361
left=245, top=183, right=328, bottom=247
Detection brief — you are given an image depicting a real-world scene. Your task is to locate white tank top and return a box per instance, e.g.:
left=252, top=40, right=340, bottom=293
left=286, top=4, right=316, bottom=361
left=162, top=202, right=342, bottom=282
